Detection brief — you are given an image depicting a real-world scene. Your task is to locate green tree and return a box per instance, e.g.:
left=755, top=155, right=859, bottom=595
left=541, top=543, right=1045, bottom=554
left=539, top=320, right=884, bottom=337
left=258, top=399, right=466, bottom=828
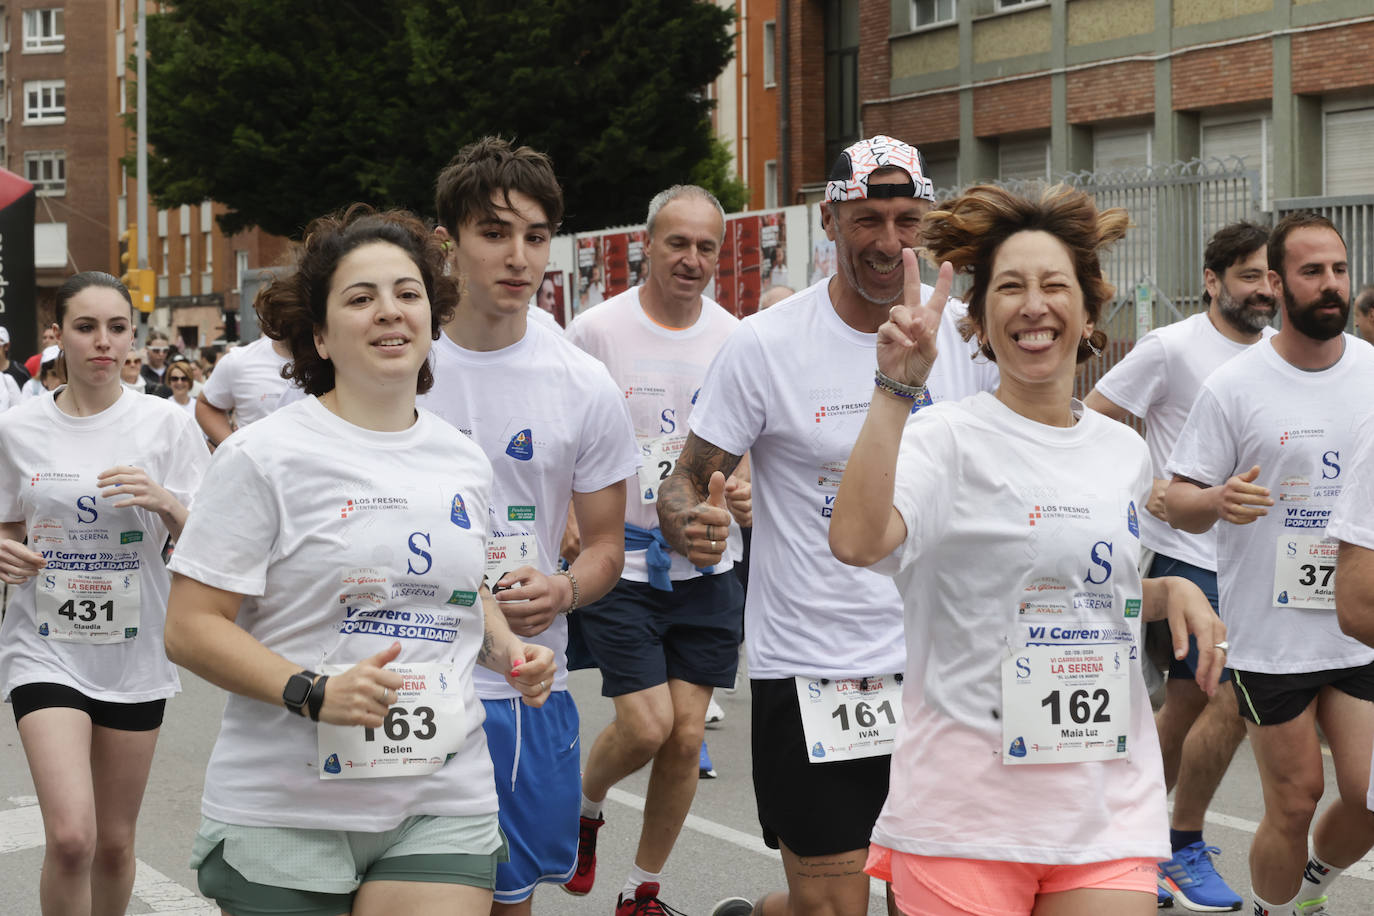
left=144, top=0, right=737, bottom=238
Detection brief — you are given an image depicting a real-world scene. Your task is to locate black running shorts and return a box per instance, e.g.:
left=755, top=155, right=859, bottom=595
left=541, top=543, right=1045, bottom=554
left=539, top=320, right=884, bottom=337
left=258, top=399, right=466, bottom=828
left=1231, top=661, right=1374, bottom=726
left=750, top=676, right=891, bottom=858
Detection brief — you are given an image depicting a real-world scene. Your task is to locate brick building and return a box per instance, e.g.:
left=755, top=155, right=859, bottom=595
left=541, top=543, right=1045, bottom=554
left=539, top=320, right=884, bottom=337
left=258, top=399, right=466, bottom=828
left=754, top=0, right=1374, bottom=204
left=3, top=0, right=286, bottom=354
left=710, top=0, right=784, bottom=211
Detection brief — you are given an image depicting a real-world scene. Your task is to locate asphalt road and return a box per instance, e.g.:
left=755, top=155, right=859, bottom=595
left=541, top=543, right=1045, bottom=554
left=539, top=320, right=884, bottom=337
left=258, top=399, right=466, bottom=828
left=2, top=663, right=1374, bottom=914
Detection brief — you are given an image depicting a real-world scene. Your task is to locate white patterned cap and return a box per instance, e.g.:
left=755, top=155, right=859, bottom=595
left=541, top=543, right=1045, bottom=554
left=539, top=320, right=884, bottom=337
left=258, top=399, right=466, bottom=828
left=826, top=135, right=935, bottom=203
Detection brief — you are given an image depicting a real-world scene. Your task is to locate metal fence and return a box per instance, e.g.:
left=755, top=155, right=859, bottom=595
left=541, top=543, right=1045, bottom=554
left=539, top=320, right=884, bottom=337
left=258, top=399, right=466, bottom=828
left=920, top=159, right=1373, bottom=398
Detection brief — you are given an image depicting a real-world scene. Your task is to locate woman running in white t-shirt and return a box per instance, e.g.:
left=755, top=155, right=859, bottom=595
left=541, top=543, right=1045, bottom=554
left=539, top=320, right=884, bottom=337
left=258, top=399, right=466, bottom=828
left=829, top=185, right=1227, bottom=916
left=163, top=207, right=556, bottom=916
left=0, top=271, right=209, bottom=916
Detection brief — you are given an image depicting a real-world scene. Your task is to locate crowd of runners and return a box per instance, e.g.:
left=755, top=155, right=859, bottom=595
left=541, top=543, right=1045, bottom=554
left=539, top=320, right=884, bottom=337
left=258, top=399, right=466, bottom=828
left=1, top=132, right=1373, bottom=916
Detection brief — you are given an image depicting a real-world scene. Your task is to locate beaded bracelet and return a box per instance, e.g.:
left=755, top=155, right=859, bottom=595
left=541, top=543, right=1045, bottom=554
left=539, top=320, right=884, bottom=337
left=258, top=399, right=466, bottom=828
left=874, top=369, right=927, bottom=401
left=555, top=569, right=580, bottom=615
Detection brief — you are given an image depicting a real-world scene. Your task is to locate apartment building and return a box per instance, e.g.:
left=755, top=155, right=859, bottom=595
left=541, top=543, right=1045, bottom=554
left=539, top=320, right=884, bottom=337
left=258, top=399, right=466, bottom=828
left=724, top=0, right=1374, bottom=205
left=3, top=0, right=285, bottom=351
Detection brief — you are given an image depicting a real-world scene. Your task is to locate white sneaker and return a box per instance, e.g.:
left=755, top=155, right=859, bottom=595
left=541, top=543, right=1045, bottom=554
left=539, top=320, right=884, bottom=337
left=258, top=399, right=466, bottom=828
left=705, top=697, right=725, bottom=726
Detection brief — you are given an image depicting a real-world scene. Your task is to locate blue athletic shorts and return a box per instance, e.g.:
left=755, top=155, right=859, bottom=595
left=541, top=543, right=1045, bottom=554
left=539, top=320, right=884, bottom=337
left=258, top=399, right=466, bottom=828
left=575, top=574, right=744, bottom=696
left=481, top=691, right=581, bottom=903
left=1147, top=553, right=1232, bottom=684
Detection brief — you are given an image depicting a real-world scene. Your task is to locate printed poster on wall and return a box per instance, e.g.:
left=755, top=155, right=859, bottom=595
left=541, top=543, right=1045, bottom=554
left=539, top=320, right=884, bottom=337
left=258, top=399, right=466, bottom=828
left=536, top=271, right=568, bottom=327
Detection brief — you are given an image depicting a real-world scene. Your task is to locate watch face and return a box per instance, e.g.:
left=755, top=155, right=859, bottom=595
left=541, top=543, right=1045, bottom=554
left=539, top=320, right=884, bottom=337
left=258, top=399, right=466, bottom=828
left=284, top=674, right=312, bottom=707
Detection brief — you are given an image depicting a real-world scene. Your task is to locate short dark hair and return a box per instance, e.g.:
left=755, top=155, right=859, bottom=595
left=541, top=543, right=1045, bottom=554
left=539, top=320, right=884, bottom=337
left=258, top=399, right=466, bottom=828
left=1268, top=211, right=1344, bottom=278
left=55, top=272, right=133, bottom=327
left=255, top=205, right=458, bottom=397
left=434, top=137, right=564, bottom=238
left=1355, top=284, right=1374, bottom=317
left=1202, top=221, right=1269, bottom=305
left=922, top=184, right=1128, bottom=364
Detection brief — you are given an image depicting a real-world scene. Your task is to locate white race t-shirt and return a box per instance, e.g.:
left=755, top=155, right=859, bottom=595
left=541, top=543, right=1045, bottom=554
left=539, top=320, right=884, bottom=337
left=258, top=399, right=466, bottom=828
left=1094, top=312, right=1275, bottom=569
left=201, top=337, right=292, bottom=428
left=419, top=323, right=639, bottom=700
left=1167, top=336, right=1374, bottom=674
left=0, top=373, right=20, bottom=412
left=872, top=393, right=1165, bottom=863
left=688, top=278, right=998, bottom=680
left=169, top=397, right=498, bottom=831
left=565, top=286, right=738, bottom=581
left=0, top=388, right=209, bottom=702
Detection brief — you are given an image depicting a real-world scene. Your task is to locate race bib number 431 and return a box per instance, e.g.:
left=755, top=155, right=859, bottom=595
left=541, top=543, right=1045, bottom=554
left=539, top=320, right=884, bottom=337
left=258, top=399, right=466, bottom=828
left=317, top=662, right=465, bottom=779
left=36, top=569, right=141, bottom=644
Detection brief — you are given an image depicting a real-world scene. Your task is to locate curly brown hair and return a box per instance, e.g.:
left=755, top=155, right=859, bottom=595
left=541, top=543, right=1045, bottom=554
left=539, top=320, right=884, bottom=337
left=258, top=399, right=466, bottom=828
left=255, top=205, right=459, bottom=396
left=922, top=184, right=1128, bottom=364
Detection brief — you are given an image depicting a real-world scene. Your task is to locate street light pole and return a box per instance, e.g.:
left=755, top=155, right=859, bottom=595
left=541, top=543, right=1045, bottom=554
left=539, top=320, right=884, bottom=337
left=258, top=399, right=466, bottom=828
left=135, top=2, right=148, bottom=275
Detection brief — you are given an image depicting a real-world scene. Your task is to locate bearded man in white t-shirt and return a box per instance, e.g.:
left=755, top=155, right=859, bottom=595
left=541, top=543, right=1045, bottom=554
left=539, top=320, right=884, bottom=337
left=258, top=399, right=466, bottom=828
left=660, top=136, right=995, bottom=916
left=564, top=185, right=750, bottom=916
left=1085, top=221, right=1276, bottom=912
left=1165, top=212, right=1374, bottom=916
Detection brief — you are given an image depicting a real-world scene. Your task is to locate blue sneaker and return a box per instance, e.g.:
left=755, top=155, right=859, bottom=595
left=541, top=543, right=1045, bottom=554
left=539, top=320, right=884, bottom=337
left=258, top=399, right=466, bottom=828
left=699, top=740, right=716, bottom=778
left=1158, top=884, right=1174, bottom=908
left=1158, top=842, right=1242, bottom=911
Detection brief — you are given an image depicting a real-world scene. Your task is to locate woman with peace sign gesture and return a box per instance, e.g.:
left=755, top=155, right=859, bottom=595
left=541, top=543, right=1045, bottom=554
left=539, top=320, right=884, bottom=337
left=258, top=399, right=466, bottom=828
left=830, top=184, right=1226, bottom=916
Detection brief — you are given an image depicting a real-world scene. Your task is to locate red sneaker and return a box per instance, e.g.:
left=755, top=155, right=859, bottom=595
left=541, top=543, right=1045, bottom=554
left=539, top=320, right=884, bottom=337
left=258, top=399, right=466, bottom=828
left=614, top=881, right=687, bottom=915
left=561, top=813, right=604, bottom=896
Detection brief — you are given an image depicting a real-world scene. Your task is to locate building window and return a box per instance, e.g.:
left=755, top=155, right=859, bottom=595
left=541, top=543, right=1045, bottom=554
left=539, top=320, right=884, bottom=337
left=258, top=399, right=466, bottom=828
left=1324, top=107, right=1374, bottom=196
left=22, top=9, right=64, bottom=53
left=912, top=0, right=956, bottom=29
left=764, top=160, right=779, bottom=209
left=183, top=235, right=192, bottom=275
left=24, top=150, right=66, bottom=195
left=824, top=0, right=860, bottom=170
left=23, top=80, right=66, bottom=124
left=995, top=0, right=1044, bottom=9
left=763, top=21, right=777, bottom=88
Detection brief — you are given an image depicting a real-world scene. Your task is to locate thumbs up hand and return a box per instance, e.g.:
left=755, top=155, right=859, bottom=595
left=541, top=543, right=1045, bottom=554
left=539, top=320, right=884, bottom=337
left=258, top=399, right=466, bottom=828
left=685, top=470, right=734, bottom=568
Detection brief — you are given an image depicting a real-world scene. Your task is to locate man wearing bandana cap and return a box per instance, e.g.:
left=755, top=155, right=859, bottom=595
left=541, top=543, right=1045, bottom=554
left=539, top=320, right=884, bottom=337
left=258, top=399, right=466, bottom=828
left=661, top=136, right=996, bottom=916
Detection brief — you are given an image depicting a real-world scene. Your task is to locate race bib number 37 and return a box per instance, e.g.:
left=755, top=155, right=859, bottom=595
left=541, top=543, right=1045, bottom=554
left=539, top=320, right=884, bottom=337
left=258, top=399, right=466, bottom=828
left=1273, top=535, right=1338, bottom=610
left=317, top=662, right=465, bottom=779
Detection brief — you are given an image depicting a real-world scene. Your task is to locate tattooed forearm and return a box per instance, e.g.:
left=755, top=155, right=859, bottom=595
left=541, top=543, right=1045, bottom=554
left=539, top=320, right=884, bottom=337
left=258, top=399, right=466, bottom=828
left=656, top=433, right=741, bottom=554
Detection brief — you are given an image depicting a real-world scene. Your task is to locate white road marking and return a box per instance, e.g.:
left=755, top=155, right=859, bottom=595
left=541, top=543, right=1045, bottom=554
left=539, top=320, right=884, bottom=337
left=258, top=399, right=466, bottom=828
left=0, top=797, right=216, bottom=912
left=132, top=860, right=218, bottom=914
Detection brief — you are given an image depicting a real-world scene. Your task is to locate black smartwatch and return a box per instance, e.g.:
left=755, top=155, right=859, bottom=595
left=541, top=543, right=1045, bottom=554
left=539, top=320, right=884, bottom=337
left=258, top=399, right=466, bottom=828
left=282, top=670, right=318, bottom=717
